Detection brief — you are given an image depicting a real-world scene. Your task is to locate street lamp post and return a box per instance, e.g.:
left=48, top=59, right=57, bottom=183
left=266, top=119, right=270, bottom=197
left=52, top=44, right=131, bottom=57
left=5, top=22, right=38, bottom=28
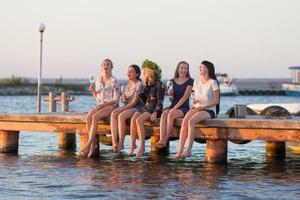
left=37, top=23, right=45, bottom=113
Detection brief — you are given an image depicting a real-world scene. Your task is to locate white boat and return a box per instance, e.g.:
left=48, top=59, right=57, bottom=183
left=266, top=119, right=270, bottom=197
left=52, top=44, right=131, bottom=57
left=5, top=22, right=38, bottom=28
left=217, top=73, right=239, bottom=96
left=282, top=66, right=300, bottom=96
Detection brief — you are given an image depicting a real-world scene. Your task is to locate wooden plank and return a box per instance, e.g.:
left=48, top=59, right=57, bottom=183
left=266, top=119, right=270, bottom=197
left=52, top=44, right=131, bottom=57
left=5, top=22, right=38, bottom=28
left=1, top=113, right=299, bottom=130
left=194, top=128, right=300, bottom=142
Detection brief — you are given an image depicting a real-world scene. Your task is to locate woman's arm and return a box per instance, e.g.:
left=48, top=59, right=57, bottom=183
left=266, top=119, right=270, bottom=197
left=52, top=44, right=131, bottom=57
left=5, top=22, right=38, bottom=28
left=118, top=88, right=140, bottom=111
left=154, top=81, right=164, bottom=113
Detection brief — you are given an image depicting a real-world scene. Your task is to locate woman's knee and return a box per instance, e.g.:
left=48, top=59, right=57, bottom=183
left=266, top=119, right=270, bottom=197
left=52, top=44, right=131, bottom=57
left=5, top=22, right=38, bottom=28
left=188, top=117, right=199, bottom=127
left=117, top=112, right=127, bottom=123
left=136, top=116, right=144, bottom=126
left=161, top=111, right=169, bottom=121
left=167, top=111, right=178, bottom=121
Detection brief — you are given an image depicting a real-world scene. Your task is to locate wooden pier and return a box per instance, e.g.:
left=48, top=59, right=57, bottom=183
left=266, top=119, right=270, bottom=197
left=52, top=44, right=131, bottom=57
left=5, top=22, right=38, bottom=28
left=0, top=112, right=299, bottom=163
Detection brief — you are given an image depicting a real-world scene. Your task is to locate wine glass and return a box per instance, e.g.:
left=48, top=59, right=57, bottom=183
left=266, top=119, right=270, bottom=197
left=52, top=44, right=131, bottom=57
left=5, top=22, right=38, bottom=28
left=191, top=91, right=196, bottom=106
left=120, top=84, right=127, bottom=103
left=89, top=75, right=95, bottom=84
left=167, top=80, right=173, bottom=90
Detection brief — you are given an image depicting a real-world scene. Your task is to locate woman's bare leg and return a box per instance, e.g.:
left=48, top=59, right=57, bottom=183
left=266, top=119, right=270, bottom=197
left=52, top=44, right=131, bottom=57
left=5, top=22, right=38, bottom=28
left=81, top=106, right=114, bottom=156
left=128, top=112, right=141, bottom=156
left=176, top=110, right=196, bottom=158
left=110, top=110, right=119, bottom=152
left=182, top=111, right=211, bottom=157
left=86, top=108, right=99, bottom=133
left=157, top=109, right=169, bottom=146
left=87, top=106, right=115, bottom=157
left=117, top=108, right=137, bottom=152
left=162, top=109, right=184, bottom=145
left=136, top=112, right=151, bottom=157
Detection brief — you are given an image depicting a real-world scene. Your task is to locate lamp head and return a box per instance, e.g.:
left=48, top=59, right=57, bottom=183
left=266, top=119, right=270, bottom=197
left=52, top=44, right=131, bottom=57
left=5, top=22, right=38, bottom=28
left=39, top=23, right=46, bottom=32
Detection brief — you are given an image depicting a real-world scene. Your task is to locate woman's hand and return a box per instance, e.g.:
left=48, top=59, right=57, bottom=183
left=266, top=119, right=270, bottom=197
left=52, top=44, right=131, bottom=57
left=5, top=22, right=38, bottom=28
left=89, top=84, right=96, bottom=93
left=96, top=104, right=104, bottom=110
left=111, top=108, right=122, bottom=118
left=150, top=112, right=157, bottom=122
left=192, top=106, right=204, bottom=112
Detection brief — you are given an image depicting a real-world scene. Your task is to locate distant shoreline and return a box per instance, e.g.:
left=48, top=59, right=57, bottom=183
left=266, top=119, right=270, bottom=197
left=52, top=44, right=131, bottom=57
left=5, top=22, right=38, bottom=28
left=0, top=78, right=290, bottom=96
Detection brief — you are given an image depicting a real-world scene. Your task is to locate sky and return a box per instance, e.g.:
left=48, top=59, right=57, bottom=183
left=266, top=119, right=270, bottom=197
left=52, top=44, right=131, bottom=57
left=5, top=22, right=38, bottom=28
left=0, top=0, right=299, bottom=80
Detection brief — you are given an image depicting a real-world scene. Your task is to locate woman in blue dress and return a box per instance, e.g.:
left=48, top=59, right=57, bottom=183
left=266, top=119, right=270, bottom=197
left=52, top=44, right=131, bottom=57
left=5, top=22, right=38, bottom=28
left=157, top=61, right=194, bottom=148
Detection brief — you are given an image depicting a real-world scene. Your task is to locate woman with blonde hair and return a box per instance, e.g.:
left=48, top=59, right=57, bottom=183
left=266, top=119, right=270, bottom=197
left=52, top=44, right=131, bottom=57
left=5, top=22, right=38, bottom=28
left=129, top=60, right=165, bottom=157
left=80, top=59, right=119, bottom=157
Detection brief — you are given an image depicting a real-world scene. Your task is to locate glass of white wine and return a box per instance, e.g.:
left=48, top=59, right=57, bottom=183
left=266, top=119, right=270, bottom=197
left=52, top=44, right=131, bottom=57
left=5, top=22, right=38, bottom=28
left=120, top=84, right=127, bottom=103
left=89, top=75, right=95, bottom=84
left=191, top=91, right=196, bottom=106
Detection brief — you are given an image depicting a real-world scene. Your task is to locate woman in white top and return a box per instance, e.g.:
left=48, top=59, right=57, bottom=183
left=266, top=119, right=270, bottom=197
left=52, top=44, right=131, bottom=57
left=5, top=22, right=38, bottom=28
left=176, top=60, right=220, bottom=158
left=80, top=59, right=119, bottom=157
left=110, top=65, right=143, bottom=152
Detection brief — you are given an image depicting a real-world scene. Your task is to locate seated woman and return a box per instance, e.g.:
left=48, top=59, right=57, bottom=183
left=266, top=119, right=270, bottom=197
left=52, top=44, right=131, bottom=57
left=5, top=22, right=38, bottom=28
left=80, top=59, right=119, bottom=157
left=157, top=61, right=194, bottom=148
left=110, top=65, right=143, bottom=152
left=176, top=60, right=220, bottom=158
left=129, top=60, right=165, bottom=157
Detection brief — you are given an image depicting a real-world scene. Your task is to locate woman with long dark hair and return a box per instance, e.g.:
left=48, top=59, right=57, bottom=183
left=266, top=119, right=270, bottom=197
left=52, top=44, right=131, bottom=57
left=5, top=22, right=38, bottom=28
left=176, top=60, right=220, bottom=158
left=110, top=64, right=143, bottom=152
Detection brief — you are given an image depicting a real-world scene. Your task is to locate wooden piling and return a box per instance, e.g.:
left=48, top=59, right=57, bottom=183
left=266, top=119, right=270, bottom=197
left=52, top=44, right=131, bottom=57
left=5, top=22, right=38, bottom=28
left=58, top=132, right=76, bottom=150
left=266, top=141, right=286, bottom=158
left=150, top=128, right=169, bottom=153
left=48, top=91, right=56, bottom=112
left=58, top=92, right=76, bottom=150
left=79, top=133, right=99, bottom=157
left=206, top=139, right=228, bottom=163
left=0, top=131, right=19, bottom=153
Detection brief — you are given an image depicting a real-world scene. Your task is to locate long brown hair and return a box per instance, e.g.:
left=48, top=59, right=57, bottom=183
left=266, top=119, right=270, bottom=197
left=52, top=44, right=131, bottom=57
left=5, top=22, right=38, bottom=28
left=174, top=61, right=191, bottom=79
left=201, top=60, right=220, bottom=114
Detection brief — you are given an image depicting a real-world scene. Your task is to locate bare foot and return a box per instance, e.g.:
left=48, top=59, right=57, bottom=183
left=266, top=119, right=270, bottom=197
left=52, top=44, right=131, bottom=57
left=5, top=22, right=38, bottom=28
left=80, top=145, right=90, bottom=157
left=128, top=144, right=137, bottom=156
left=135, top=148, right=145, bottom=157
left=156, top=141, right=167, bottom=148
left=112, top=145, right=118, bottom=152
left=117, top=144, right=124, bottom=152
left=182, top=151, right=192, bottom=158
left=87, top=143, right=99, bottom=158
left=175, top=152, right=183, bottom=158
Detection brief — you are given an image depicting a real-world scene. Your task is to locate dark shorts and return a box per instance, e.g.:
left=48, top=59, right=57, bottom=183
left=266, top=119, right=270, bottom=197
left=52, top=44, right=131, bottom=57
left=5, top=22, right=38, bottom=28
left=140, top=107, right=162, bottom=117
left=134, top=101, right=144, bottom=111
left=165, top=106, right=189, bottom=116
left=204, top=109, right=216, bottom=119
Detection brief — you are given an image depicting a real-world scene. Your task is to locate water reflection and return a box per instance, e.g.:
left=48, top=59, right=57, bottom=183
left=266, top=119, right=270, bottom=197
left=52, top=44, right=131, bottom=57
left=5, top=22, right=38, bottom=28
left=1, top=95, right=300, bottom=198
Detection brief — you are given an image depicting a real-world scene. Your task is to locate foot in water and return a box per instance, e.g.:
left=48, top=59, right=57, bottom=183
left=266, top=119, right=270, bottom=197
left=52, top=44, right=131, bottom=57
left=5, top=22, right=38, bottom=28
left=88, top=144, right=99, bottom=158
left=128, top=144, right=137, bottom=156
left=181, top=151, right=192, bottom=158
left=175, top=152, right=183, bottom=158
left=156, top=141, right=167, bottom=148
left=135, top=148, right=145, bottom=157
left=112, top=145, right=118, bottom=152
left=80, top=145, right=90, bottom=157
left=117, top=144, right=124, bottom=152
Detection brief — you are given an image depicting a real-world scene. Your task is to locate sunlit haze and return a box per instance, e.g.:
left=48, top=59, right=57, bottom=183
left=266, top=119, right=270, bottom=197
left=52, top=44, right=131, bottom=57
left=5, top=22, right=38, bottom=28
left=1, top=0, right=299, bottom=79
